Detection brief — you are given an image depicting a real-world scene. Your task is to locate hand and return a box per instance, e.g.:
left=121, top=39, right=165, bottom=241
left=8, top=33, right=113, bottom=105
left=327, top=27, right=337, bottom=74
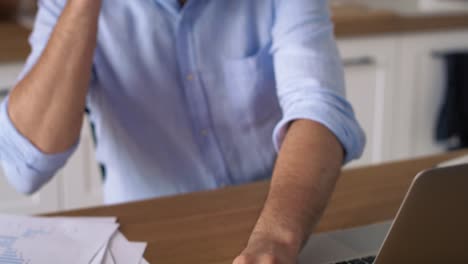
left=233, top=231, right=299, bottom=264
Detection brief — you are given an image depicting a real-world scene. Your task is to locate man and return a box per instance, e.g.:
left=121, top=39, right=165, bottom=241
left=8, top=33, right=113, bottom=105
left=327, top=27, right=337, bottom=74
left=0, top=0, right=365, bottom=262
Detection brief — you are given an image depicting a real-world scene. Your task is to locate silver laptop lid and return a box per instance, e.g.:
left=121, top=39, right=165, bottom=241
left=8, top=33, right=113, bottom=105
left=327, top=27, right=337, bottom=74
left=375, top=164, right=468, bottom=263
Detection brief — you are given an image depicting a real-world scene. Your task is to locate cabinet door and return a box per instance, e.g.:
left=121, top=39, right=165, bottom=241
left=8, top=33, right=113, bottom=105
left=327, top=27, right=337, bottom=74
left=397, top=30, right=468, bottom=158
left=58, top=120, right=104, bottom=210
left=338, top=37, right=398, bottom=167
left=0, top=63, right=23, bottom=100
left=0, top=63, right=23, bottom=89
left=0, top=62, right=62, bottom=215
left=0, top=170, right=61, bottom=215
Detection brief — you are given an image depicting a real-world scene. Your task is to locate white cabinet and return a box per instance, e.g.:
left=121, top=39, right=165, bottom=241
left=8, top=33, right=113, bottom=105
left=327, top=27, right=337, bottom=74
left=396, top=30, right=468, bottom=159
left=338, top=37, right=399, bottom=167
left=339, top=29, right=468, bottom=167
left=0, top=63, right=24, bottom=89
left=58, top=120, right=104, bottom=210
left=0, top=174, right=61, bottom=215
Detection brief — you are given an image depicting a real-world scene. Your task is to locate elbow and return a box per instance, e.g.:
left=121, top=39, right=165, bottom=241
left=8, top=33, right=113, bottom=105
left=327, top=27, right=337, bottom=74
left=14, top=181, right=41, bottom=196
left=14, top=176, right=43, bottom=196
left=1, top=161, right=51, bottom=195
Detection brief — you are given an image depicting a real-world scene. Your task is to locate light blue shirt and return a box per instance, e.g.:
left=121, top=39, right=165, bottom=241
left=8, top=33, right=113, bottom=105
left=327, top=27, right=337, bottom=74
left=0, top=0, right=365, bottom=204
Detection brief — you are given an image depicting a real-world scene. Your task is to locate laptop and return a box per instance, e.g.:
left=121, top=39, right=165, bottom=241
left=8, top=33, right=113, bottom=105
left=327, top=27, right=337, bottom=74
left=299, top=163, right=468, bottom=263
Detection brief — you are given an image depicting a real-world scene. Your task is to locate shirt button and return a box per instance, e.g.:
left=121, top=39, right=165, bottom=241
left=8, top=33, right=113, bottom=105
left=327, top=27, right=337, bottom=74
left=186, top=74, right=194, bottom=81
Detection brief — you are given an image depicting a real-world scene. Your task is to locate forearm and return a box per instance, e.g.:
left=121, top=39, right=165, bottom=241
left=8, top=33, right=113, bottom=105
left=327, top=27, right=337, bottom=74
left=8, top=0, right=101, bottom=153
left=252, top=119, right=344, bottom=255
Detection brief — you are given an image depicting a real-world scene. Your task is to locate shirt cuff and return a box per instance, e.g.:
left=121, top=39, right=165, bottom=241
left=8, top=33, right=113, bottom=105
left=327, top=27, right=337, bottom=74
left=272, top=99, right=366, bottom=164
left=0, top=97, right=78, bottom=175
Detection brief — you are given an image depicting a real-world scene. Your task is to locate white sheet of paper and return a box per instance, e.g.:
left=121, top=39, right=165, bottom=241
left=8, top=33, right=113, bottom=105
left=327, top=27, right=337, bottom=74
left=0, top=215, right=117, bottom=223
left=52, top=217, right=147, bottom=264
left=90, top=243, right=109, bottom=264
left=64, top=217, right=118, bottom=264
left=53, top=216, right=117, bottom=264
left=55, top=217, right=117, bottom=264
left=0, top=215, right=118, bottom=264
left=103, top=249, right=116, bottom=264
left=108, top=232, right=147, bottom=264
left=0, top=215, right=149, bottom=264
left=51, top=217, right=146, bottom=264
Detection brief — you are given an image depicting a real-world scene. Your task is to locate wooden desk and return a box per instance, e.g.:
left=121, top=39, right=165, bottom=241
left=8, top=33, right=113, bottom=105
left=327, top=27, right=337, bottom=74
left=52, top=150, right=468, bottom=264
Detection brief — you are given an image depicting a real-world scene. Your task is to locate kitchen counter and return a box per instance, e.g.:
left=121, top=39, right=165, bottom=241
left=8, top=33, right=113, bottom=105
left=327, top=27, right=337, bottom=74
left=1, top=4, right=468, bottom=62
left=332, top=4, right=468, bottom=37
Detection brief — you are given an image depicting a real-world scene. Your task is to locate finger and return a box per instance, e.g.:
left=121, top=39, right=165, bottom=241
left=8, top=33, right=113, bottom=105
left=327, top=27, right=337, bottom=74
left=233, top=254, right=280, bottom=264
left=233, top=255, right=250, bottom=264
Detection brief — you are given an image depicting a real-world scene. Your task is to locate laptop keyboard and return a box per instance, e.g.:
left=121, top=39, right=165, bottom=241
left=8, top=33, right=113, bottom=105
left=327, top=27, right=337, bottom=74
left=334, top=255, right=376, bottom=264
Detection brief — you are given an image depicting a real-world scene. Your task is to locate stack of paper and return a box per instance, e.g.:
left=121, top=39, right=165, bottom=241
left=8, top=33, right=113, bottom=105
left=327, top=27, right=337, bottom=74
left=0, top=215, right=149, bottom=264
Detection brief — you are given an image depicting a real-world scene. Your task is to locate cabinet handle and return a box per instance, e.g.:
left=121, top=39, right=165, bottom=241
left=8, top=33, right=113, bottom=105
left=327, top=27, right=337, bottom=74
left=343, top=57, right=376, bottom=67
left=432, top=49, right=468, bottom=58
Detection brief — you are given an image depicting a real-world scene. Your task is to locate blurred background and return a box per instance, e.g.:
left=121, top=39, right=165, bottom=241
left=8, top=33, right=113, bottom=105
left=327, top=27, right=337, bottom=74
left=0, top=0, right=467, bottom=214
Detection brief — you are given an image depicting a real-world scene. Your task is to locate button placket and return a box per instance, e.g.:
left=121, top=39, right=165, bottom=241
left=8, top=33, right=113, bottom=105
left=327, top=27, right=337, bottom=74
left=175, top=9, right=233, bottom=187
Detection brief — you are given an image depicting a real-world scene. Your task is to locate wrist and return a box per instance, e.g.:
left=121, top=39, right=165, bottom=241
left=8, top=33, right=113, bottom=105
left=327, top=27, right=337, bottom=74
left=236, top=229, right=300, bottom=264
left=250, top=221, right=304, bottom=256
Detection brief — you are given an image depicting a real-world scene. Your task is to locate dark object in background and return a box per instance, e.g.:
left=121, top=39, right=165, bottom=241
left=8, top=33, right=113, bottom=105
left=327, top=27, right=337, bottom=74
left=436, top=52, right=468, bottom=149
left=0, top=0, right=37, bottom=23
left=0, top=0, right=18, bottom=20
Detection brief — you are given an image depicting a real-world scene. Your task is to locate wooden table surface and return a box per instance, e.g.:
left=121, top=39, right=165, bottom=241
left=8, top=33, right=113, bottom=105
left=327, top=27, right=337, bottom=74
left=50, top=150, right=468, bottom=264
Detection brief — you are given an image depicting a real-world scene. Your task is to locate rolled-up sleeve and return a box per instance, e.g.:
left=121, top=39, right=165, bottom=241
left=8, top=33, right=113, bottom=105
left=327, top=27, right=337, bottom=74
left=0, top=0, right=75, bottom=194
left=271, top=0, right=365, bottom=163
left=0, top=98, right=77, bottom=194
